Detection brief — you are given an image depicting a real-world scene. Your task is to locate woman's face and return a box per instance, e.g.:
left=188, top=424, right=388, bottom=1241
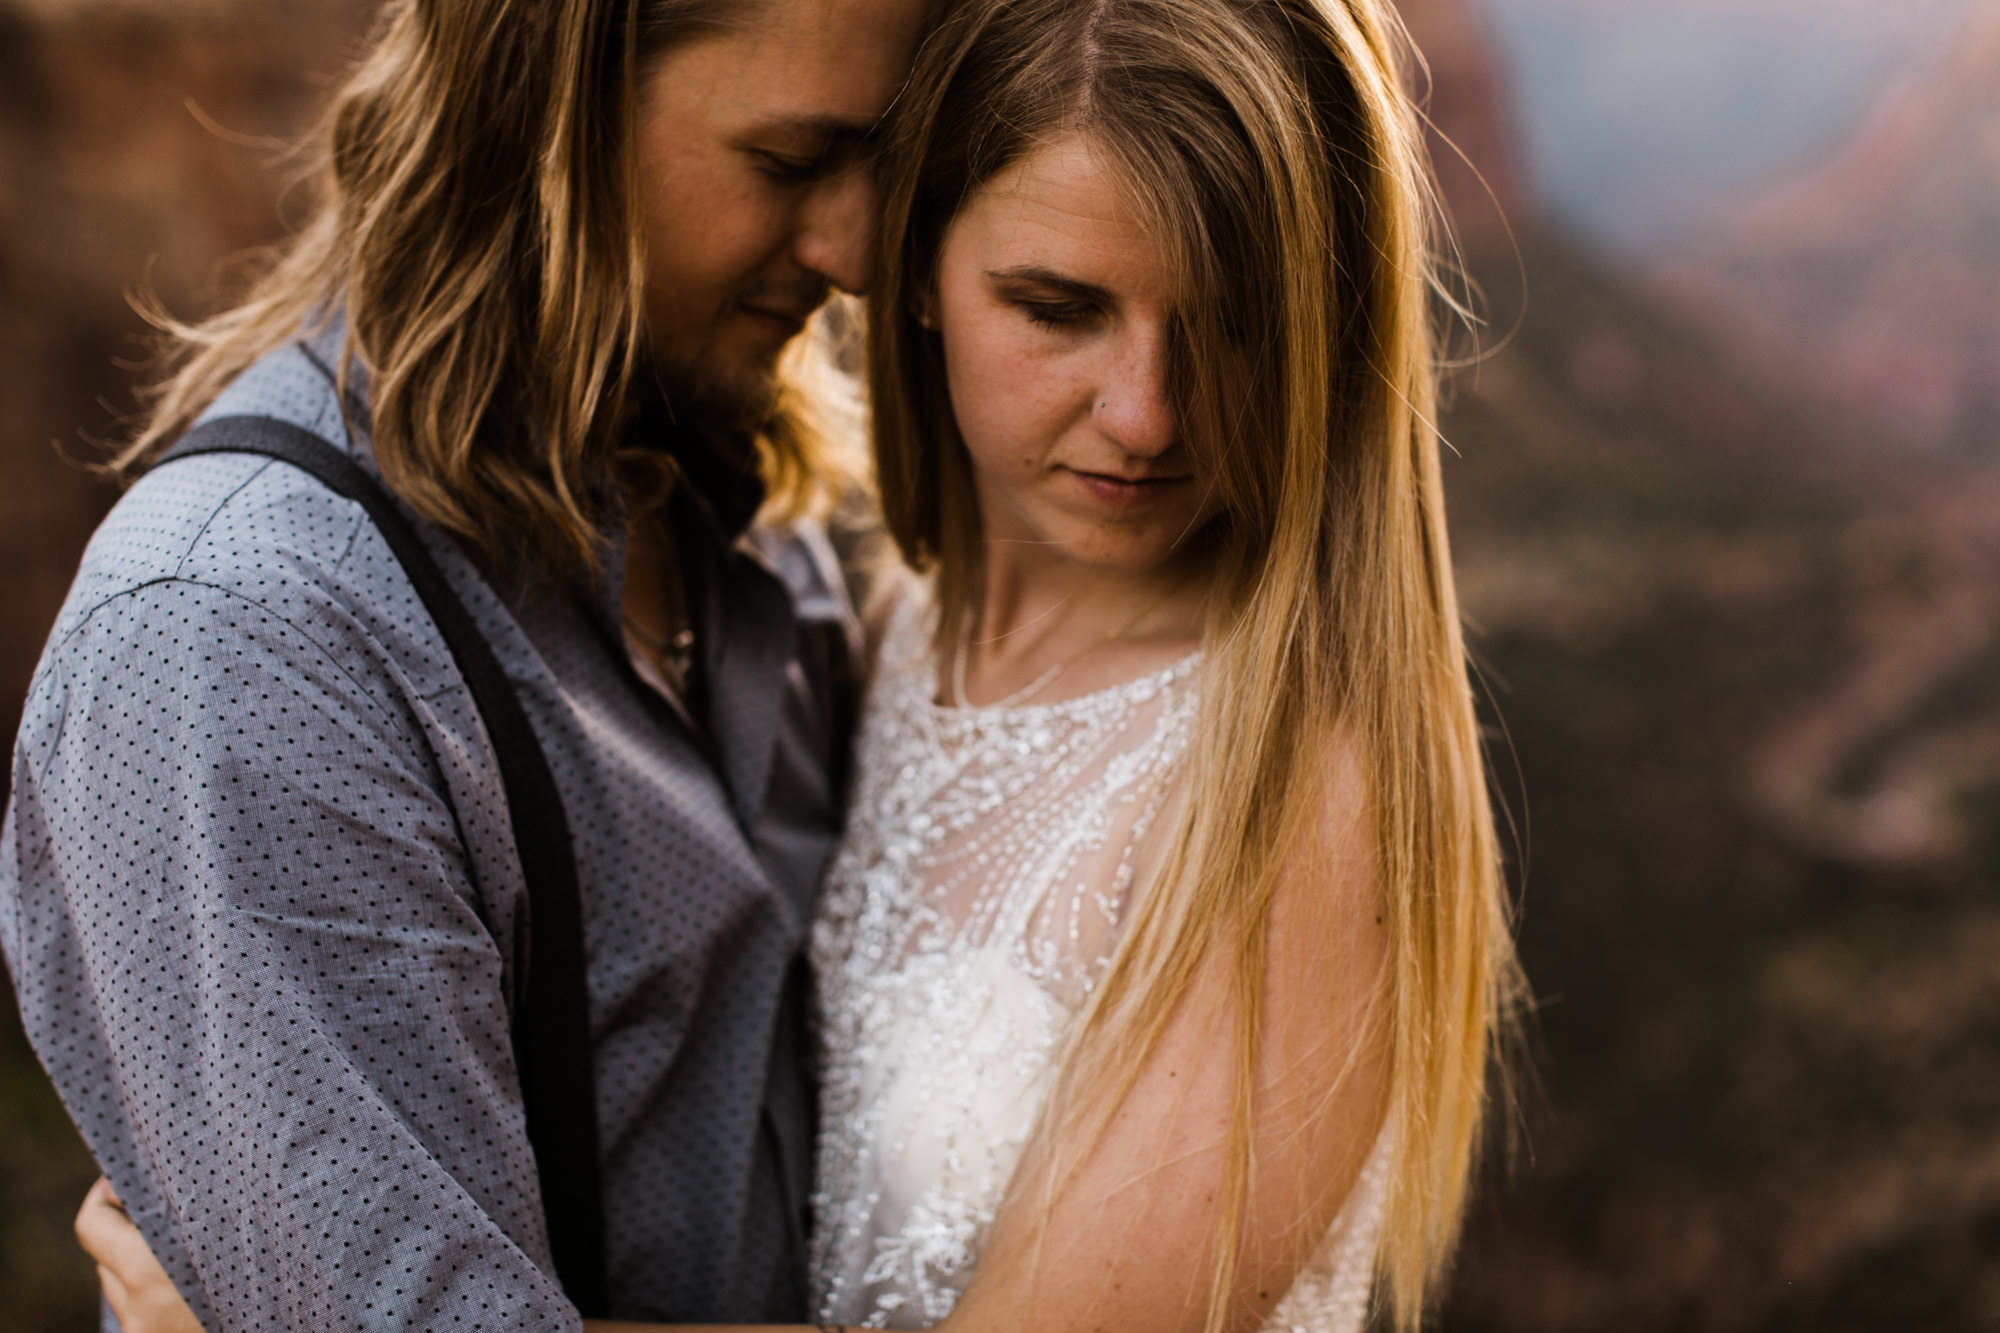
left=933, top=135, right=1221, bottom=579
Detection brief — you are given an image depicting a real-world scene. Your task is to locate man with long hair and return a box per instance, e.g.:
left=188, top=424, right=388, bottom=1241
left=1, top=0, right=926, bottom=1327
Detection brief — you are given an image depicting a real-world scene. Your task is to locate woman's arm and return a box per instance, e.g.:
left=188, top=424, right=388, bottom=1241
left=944, top=741, right=1391, bottom=1333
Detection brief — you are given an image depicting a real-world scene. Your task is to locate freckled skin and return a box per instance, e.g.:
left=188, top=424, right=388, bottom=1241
left=933, top=136, right=1224, bottom=584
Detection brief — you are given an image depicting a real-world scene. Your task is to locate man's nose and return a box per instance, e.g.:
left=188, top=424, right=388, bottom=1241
left=1092, top=330, right=1178, bottom=457
left=792, top=167, right=877, bottom=296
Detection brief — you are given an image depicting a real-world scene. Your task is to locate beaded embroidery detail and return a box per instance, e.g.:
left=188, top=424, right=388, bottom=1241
left=808, top=585, right=1386, bottom=1331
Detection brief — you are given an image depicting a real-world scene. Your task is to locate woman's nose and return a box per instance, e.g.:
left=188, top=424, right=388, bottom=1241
left=1090, top=332, right=1177, bottom=457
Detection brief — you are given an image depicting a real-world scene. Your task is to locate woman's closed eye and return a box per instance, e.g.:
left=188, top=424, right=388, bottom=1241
left=1020, top=299, right=1096, bottom=330
left=754, top=148, right=836, bottom=183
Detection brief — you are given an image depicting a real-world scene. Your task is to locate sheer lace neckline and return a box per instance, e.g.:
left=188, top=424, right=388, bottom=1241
left=928, top=645, right=1203, bottom=718
left=812, top=581, right=1207, bottom=1326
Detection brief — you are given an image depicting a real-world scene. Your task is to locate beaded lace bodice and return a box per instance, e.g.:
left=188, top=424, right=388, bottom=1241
left=809, top=586, right=1388, bottom=1331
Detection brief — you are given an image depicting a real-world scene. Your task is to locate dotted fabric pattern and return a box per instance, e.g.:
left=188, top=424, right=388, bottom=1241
left=0, top=339, right=852, bottom=1330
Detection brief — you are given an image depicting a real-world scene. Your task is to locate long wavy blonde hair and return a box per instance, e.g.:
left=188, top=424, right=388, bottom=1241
left=111, top=0, right=850, bottom=569
left=868, top=0, right=1523, bottom=1326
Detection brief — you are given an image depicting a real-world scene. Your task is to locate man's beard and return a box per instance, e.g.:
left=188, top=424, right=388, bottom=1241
left=648, top=345, right=782, bottom=441
left=649, top=278, right=829, bottom=438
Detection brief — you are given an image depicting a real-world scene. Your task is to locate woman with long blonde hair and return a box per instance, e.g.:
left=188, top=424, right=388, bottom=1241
left=806, top=0, right=1520, bottom=1328
left=85, top=0, right=1517, bottom=1327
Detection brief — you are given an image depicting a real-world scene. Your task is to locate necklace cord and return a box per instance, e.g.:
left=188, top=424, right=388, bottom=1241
left=951, top=584, right=1187, bottom=709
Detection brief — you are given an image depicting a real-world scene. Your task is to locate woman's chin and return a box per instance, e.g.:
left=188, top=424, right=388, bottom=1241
left=1029, top=539, right=1203, bottom=583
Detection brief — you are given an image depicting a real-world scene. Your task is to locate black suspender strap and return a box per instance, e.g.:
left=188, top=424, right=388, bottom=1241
left=158, top=414, right=610, bottom=1315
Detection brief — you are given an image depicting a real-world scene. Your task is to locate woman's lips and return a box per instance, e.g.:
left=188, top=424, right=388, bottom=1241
left=1065, top=468, right=1190, bottom=506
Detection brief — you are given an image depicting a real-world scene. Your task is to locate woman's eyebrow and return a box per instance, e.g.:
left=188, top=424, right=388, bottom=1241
left=984, top=265, right=1112, bottom=303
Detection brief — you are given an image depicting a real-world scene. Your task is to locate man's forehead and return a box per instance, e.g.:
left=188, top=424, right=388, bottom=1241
left=763, top=0, right=910, bottom=37
left=744, top=0, right=925, bottom=54
left=670, top=0, right=923, bottom=125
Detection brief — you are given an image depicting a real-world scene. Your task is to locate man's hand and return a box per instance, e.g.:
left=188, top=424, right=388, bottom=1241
left=75, top=1179, right=206, bottom=1333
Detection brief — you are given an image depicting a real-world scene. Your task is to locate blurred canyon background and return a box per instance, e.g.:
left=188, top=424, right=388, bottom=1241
left=1, top=0, right=1996, bottom=1327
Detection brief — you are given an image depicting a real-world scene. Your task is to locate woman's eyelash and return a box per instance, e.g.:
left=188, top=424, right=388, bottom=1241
left=756, top=150, right=829, bottom=182
left=1022, top=301, right=1092, bottom=329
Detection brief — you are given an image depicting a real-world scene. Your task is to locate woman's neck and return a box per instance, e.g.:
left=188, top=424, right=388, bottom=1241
left=956, top=543, right=1210, bottom=707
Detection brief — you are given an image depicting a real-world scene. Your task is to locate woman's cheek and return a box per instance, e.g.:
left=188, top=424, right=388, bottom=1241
left=946, top=318, right=1032, bottom=439
left=943, top=331, right=1018, bottom=471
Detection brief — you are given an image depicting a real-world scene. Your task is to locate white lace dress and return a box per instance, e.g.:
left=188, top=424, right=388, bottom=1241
left=808, top=588, right=1389, bottom=1331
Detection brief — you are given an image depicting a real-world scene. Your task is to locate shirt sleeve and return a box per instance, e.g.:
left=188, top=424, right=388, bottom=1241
left=3, top=575, right=585, bottom=1332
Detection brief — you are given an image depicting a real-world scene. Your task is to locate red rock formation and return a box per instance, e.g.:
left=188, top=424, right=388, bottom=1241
left=1396, top=0, right=1534, bottom=241
left=1658, top=7, right=2000, bottom=448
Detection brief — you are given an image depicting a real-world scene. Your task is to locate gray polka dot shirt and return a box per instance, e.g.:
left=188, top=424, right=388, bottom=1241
left=0, top=338, right=855, bottom=1329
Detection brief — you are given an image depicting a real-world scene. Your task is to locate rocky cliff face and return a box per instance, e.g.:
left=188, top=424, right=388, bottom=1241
left=1397, top=0, right=1534, bottom=239
left=1472, top=0, right=1979, bottom=251
left=1389, top=11, right=2000, bottom=1330
left=1657, top=7, right=2000, bottom=451
left=1435, top=230, right=2000, bottom=1333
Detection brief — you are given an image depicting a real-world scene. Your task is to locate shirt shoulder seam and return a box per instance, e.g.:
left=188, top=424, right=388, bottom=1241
left=40, top=573, right=415, bottom=746
left=167, top=454, right=278, bottom=582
